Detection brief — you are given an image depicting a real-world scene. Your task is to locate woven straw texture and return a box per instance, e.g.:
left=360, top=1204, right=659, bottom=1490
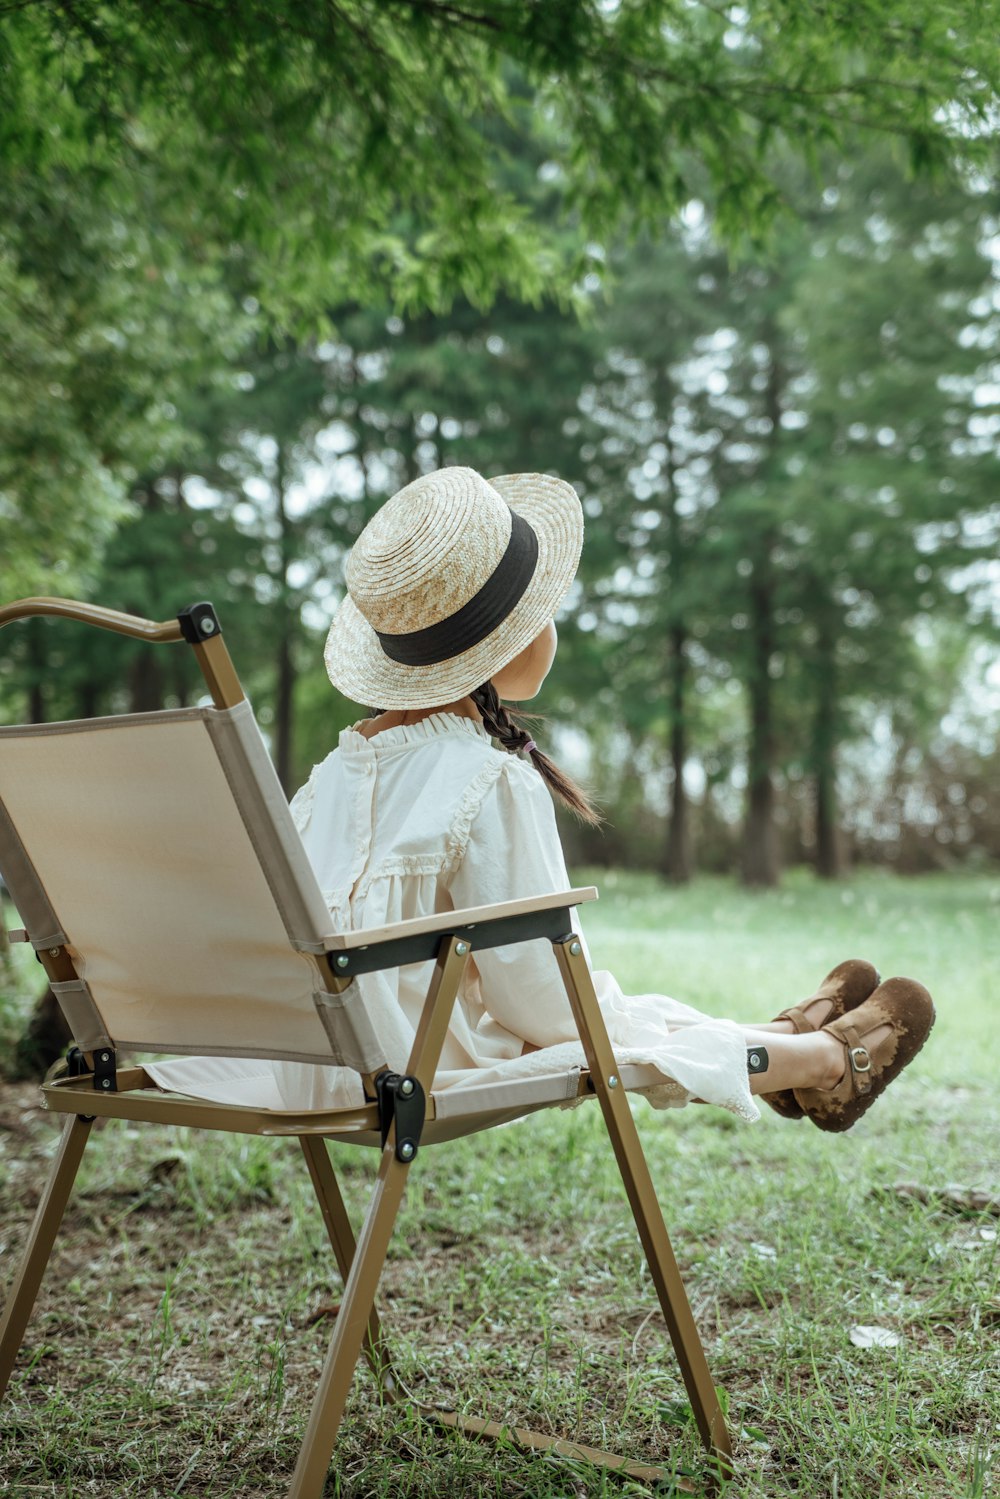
left=324, top=468, right=583, bottom=709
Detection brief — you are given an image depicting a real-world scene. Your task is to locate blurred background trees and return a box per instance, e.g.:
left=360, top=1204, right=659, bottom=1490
left=2, top=0, right=998, bottom=893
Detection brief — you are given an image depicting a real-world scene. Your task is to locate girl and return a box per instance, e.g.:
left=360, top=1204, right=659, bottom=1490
left=263, top=465, right=934, bottom=1129
left=154, top=466, right=934, bottom=1125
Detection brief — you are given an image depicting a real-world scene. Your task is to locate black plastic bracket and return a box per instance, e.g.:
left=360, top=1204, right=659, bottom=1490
left=746, top=1045, right=770, bottom=1075
left=327, top=905, right=575, bottom=980
left=66, top=1045, right=88, bottom=1079
left=177, top=601, right=222, bottom=644
left=374, top=1072, right=426, bottom=1163
left=66, top=1043, right=117, bottom=1092
left=93, top=1045, right=118, bottom=1092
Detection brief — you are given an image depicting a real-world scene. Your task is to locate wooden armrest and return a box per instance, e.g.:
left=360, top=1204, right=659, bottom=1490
left=0, top=595, right=183, bottom=642
left=322, top=886, right=598, bottom=979
left=324, top=887, right=598, bottom=952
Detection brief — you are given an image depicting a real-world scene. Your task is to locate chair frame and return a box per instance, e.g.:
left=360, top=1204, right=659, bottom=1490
left=0, top=596, right=733, bottom=1495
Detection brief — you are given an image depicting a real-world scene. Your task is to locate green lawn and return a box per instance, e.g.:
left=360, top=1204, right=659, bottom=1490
left=1, top=869, right=997, bottom=1497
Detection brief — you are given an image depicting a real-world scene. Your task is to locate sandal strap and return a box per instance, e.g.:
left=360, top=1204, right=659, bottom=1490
left=771, top=1003, right=816, bottom=1035
left=834, top=1021, right=873, bottom=1096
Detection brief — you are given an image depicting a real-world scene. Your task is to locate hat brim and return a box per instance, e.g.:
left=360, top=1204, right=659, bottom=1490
left=324, top=472, right=583, bottom=710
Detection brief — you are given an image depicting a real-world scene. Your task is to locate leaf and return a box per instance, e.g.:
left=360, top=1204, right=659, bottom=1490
left=849, top=1325, right=903, bottom=1349
left=656, top=1398, right=694, bottom=1428
left=305, top=1302, right=341, bottom=1325
left=885, top=1182, right=1000, bottom=1217
left=741, top=1424, right=770, bottom=1445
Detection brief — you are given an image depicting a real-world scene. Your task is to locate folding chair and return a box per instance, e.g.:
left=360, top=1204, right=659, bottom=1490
left=0, top=596, right=734, bottom=1495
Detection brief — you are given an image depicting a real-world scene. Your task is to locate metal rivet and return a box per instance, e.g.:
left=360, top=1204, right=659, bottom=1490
left=335, top=955, right=349, bottom=969
left=399, top=1078, right=414, bottom=1097
left=48, top=947, right=61, bottom=957
left=750, top=1053, right=760, bottom=1068
left=101, top=1078, right=111, bottom=1089
left=455, top=941, right=469, bottom=956
left=569, top=940, right=581, bottom=956
left=100, top=1052, right=110, bottom=1063
left=608, top=1075, right=619, bottom=1089
left=200, top=616, right=216, bottom=635
left=398, top=1141, right=415, bottom=1161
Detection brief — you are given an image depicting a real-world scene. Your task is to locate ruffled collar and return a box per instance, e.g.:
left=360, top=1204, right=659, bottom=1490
left=340, top=711, right=492, bottom=752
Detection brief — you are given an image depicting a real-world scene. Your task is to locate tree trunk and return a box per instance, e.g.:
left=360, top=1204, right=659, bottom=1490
left=275, top=627, right=294, bottom=793
left=0, top=897, right=16, bottom=998
left=4, top=897, right=72, bottom=1080
left=10, top=987, right=71, bottom=1080
left=741, top=328, right=783, bottom=889
left=401, top=410, right=420, bottom=487
left=12, top=630, right=79, bottom=1074
left=742, top=569, right=780, bottom=887
left=129, top=648, right=163, bottom=713
left=27, top=619, right=46, bottom=723
left=274, top=440, right=295, bottom=793
left=664, top=624, right=692, bottom=882
left=654, top=375, right=693, bottom=884
left=813, top=617, right=847, bottom=879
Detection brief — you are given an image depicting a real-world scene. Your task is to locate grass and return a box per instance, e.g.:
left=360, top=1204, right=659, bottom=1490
left=1, top=868, right=998, bottom=1497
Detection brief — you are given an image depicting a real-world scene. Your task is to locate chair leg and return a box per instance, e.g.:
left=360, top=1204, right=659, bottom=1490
left=0, top=1114, right=93, bottom=1399
left=553, top=937, right=734, bottom=1476
left=288, top=1148, right=415, bottom=1499
left=287, top=935, right=470, bottom=1499
left=298, top=1135, right=398, bottom=1397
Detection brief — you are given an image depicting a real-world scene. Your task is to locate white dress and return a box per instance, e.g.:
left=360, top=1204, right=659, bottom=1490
left=147, top=712, right=759, bottom=1122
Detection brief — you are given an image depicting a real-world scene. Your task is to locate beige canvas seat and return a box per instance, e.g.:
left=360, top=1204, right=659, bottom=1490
left=0, top=596, right=733, bottom=1495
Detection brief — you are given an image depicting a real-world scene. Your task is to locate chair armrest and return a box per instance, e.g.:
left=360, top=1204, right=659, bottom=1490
left=322, top=886, right=598, bottom=979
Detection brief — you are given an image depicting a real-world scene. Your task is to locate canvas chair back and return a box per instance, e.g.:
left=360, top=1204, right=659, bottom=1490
left=0, top=700, right=383, bottom=1072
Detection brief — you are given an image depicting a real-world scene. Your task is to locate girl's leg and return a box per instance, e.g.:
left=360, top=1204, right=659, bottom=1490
left=739, top=1023, right=891, bottom=1097
left=743, top=999, right=837, bottom=1035
left=741, top=1027, right=842, bottom=1095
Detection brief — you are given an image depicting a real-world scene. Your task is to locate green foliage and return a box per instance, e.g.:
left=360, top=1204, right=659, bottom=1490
left=1, top=2, right=999, bottom=865
left=3, top=140, right=998, bottom=869
left=0, top=165, right=255, bottom=601
left=0, top=242, right=124, bottom=597
left=1, top=1, right=998, bottom=323
left=549, top=151, right=1000, bottom=876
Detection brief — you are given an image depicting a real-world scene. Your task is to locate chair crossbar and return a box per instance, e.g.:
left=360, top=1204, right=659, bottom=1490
left=427, top=1411, right=698, bottom=1489
left=41, top=1069, right=385, bottom=1138
left=325, top=902, right=580, bottom=979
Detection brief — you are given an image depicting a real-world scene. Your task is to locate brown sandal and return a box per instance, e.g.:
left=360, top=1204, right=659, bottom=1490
left=762, top=959, right=881, bottom=1120
left=792, top=976, right=935, bottom=1133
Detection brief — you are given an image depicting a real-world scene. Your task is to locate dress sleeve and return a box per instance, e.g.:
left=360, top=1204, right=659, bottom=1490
left=289, top=765, right=318, bottom=835
left=445, top=757, right=587, bottom=1048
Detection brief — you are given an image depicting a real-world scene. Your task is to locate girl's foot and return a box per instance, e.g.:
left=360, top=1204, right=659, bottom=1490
left=762, top=959, right=881, bottom=1120
left=793, top=977, right=935, bottom=1132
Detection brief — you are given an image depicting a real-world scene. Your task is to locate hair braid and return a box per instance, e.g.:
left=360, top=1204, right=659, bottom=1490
left=469, top=681, right=602, bottom=827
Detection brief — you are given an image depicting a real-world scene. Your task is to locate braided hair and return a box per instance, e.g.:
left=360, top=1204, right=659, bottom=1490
left=468, top=681, right=602, bottom=827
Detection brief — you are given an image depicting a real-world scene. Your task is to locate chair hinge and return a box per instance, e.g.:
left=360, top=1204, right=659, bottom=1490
left=67, top=1044, right=118, bottom=1092
left=177, top=601, right=222, bottom=643
left=374, top=1072, right=425, bottom=1163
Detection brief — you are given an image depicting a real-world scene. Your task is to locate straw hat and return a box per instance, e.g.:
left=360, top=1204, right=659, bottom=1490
left=324, top=466, right=583, bottom=709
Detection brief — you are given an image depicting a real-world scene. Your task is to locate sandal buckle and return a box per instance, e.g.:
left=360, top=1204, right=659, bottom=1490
left=850, top=1046, right=872, bottom=1074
